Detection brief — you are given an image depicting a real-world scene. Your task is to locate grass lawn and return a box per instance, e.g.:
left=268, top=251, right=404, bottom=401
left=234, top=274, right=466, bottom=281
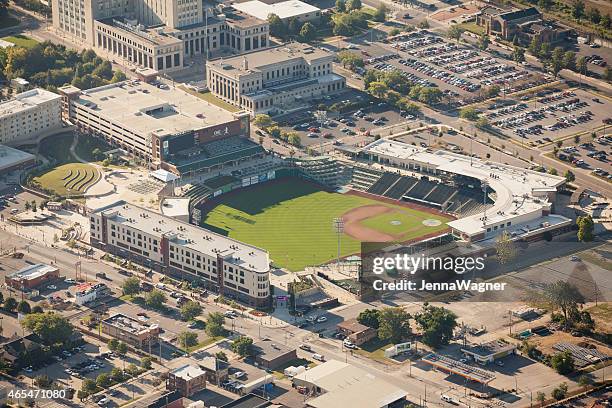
left=354, top=337, right=393, bottom=362
left=33, top=163, right=99, bottom=197
left=0, top=15, right=20, bottom=29
left=74, top=134, right=113, bottom=162
left=179, top=87, right=240, bottom=112
left=201, top=178, right=451, bottom=271
left=182, top=336, right=224, bottom=353
left=1, top=35, right=38, bottom=48
left=39, top=133, right=76, bottom=164
left=457, top=22, right=485, bottom=35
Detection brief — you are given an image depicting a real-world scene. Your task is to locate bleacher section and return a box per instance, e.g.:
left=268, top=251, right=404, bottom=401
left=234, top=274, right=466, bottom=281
left=423, top=184, right=457, bottom=206
left=383, top=176, right=418, bottom=199
left=404, top=179, right=437, bottom=201
left=445, top=187, right=492, bottom=216
left=351, top=166, right=384, bottom=191
left=367, top=173, right=401, bottom=196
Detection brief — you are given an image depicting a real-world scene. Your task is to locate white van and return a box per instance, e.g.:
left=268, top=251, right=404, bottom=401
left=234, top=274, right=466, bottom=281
left=441, top=394, right=455, bottom=403
left=312, top=353, right=325, bottom=362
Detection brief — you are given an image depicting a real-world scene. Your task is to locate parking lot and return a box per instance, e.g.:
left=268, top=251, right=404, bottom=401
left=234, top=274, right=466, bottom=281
left=556, top=134, right=610, bottom=178
left=342, top=30, right=548, bottom=107
left=275, top=89, right=416, bottom=149
left=482, top=88, right=611, bottom=144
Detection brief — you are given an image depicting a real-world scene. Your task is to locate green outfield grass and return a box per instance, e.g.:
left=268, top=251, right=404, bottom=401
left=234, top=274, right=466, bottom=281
left=201, top=178, right=451, bottom=271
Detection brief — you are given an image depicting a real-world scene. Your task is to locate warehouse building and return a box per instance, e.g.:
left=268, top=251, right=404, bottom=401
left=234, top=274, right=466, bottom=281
left=89, top=200, right=271, bottom=307
left=206, top=43, right=346, bottom=114
left=5, top=264, right=60, bottom=290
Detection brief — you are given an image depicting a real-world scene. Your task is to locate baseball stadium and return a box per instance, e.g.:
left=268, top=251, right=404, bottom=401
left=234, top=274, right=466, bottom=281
left=177, top=137, right=572, bottom=272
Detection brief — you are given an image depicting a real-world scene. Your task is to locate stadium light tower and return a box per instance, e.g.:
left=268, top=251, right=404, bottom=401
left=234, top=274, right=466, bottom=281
left=482, top=179, right=489, bottom=225
left=333, top=217, right=344, bottom=267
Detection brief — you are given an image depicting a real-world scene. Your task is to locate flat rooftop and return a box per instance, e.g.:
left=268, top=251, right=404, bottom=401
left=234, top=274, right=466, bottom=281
left=0, top=145, right=35, bottom=172
left=224, top=9, right=267, bottom=28
left=102, top=313, right=159, bottom=335
left=422, top=353, right=495, bottom=384
left=254, top=341, right=295, bottom=361
left=0, top=88, right=60, bottom=117
left=93, top=200, right=269, bottom=272
left=361, top=139, right=568, bottom=237
left=207, top=43, right=332, bottom=78
left=232, top=0, right=319, bottom=20
left=461, top=340, right=516, bottom=358
left=170, top=364, right=206, bottom=380
left=97, top=18, right=181, bottom=47
left=73, top=80, right=236, bottom=137
left=160, top=197, right=191, bottom=218
left=6, top=264, right=58, bottom=281
left=294, top=360, right=407, bottom=408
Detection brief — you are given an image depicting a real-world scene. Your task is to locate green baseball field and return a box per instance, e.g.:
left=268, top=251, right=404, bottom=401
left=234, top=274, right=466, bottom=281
left=200, top=178, right=452, bottom=271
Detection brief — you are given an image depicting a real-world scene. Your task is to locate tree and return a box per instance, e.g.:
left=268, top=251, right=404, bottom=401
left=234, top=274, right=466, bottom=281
left=116, top=341, right=128, bottom=359
left=253, top=114, right=274, bottom=129
left=571, top=0, right=585, bottom=20
left=513, top=46, right=525, bottom=64
left=145, top=289, right=166, bottom=310
left=459, top=107, right=480, bottom=121
left=373, top=4, right=387, bottom=22
left=216, top=351, right=228, bottom=362
left=605, top=66, right=612, bottom=82
left=92, top=60, right=113, bottom=80
left=111, top=367, right=124, bottom=383
left=206, top=312, right=226, bottom=337
left=287, top=18, right=300, bottom=36
left=578, top=374, right=591, bottom=389
left=180, top=301, right=203, bottom=321
left=96, top=372, right=111, bottom=388
left=368, top=81, right=388, bottom=99
left=377, top=307, right=411, bottom=344
left=478, top=32, right=490, bottom=50
left=418, top=87, right=442, bottom=105
left=548, top=167, right=558, bottom=175
left=551, top=382, right=568, bottom=400
left=357, top=309, right=381, bottom=329
left=34, top=375, right=52, bottom=388
left=414, top=304, right=457, bottom=349
left=141, top=356, right=153, bottom=370
left=528, top=37, right=541, bottom=56
left=81, top=378, right=97, bottom=395
left=576, top=215, right=594, bottom=242
left=495, top=231, right=517, bottom=265
left=551, top=46, right=564, bottom=77
left=563, top=169, right=575, bottom=183
left=476, top=116, right=489, bottom=129
left=539, top=42, right=551, bottom=60
left=178, top=331, right=198, bottom=349
left=17, top=300, right=31, bottom=314
left=484, top=85, right=500, bottom=99
left=32, top=305, right=43, bottom=314
left=111, top=70, right=127, bottom=83
left=25, top=201, right=31, bottom=211
left=126, top=363, right=140, bottom=376
left=538, top=0, right=552, bottom=10
left=231, top=336, right=254, bottom=357
left=3, top=296, right=17, bottom=312
left=346, top=0, right=361, bottom=11
left=0, top=0, right=8, bottom=15
left=562, top=51, right=576, bottom=71
left=337, top=51, right=364, bottom=70
left=601, top=13, right=611, bottom=29
left=447, top=25, right=464, bottom=42
left=551, top=350, right=574, bottom=374
left=577, top=55, right=588, bottom=75
left=267, top=14, right=286, bottom=38
left=544, top=281, right=584, bottom=328
left=336, top=0, right=346, bottom=12
left=121, top=277, right=140, bottom=296
left=536, top=391, right=546, bottom=406
left=108, top=338, right=119, bottom=352
left=299, top=22, right=316, bottom=42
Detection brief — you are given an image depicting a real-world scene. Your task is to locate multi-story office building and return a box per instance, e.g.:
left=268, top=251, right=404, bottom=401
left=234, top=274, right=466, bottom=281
left=51, top=0, right=270, bottom=73
left=206, top=43, right=346, bottom=114
left=0, top=88, right=62, bottom=145
left=94, top=18, right=184, bottom=72
left=51, top=0, right=130, bottom=43
left=58, top=81, right=264, bottom=176
left=89, top=201, right=271, bottom=306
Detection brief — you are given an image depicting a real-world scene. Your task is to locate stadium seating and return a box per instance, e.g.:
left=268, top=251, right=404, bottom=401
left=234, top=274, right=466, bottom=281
left=404, top=179, right=437, bottom=200
left=352, top=166, right=384, bottom=191
left=383, top=176, right=418, bottom=199
left=423, top=184, right=458, bottom=205
left=367, top=173, right=401, bottom=196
